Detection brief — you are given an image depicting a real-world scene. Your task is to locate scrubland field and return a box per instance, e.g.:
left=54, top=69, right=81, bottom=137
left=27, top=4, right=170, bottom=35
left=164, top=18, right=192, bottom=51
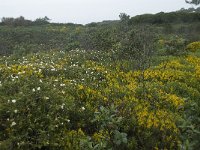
left=0, top=9, right=200, bottom=150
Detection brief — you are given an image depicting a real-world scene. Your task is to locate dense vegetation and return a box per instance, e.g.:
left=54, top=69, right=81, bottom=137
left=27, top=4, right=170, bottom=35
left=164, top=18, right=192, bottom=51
left=0, top=9, right=200, bottom=56
left=0, top=8, right=200, bottom=150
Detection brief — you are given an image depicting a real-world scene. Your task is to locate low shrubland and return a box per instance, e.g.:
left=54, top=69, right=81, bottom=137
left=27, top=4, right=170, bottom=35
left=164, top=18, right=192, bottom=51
left=0, top=48, right=200, bottom=149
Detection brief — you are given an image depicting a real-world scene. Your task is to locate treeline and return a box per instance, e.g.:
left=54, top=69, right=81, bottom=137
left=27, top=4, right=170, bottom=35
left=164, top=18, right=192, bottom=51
left=0, top=16, right=51, bottom=26
left=178, top=6, right=200, bottom=13
left=1, top=8, right=200, bottom=27
left=129, top=11, right=200, bottom=25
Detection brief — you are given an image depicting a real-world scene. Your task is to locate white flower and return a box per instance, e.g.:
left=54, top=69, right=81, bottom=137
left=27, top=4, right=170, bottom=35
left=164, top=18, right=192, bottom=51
left=12, top=99, right=16, bottom=103
left=37, top=87, right=41, bottom=91
left=39, top=79, right=43, bottom=83
left=61, top=91, right=65, bottom=94
left=61, top=103, right=65, bottom=109
left=32, top=88, right=36, bottom=92
left=14, top=110, right=18, bottom=113
left=67, top=119, right=70, bottom=123
left=44, top=97, right=49, bottom=100
left=11, top=121, right=16, bottom=127
left=81, top=107, right=85, bottom=111
left=51, top=68, right=56, bottom=71
left=60, top=84, right=65, bottom=87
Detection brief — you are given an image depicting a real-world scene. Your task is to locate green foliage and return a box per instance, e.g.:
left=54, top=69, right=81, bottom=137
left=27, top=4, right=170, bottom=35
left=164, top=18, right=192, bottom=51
left=129, top=12, right=200, bottom=25
left=1, top=16, right=32, bottom=26
left=179, top=101, right=200, bottom=150
left=0, top=11, right=200, bottom=56
left=92, top=105, right=127, bottom=148
left=158, top=35, right=187, bottom=56
left=120, top=25, right=156, bottom=70
left=0, top=77, right=73, bottom=149
left=119, top=13, right=130, bottom=24
left=34, top=16, right=50, bottom=25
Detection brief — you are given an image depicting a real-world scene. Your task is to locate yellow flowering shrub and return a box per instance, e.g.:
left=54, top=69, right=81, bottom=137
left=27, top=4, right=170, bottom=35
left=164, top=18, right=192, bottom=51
left=195, top=65, right=200, bottom=79
left=137, top=108, right=178, bottom=132
left=0, top=50, right=200, bottom=149
left=186, top=55, right=200, bottom=64
left=186, top=41, right=200, bottom=52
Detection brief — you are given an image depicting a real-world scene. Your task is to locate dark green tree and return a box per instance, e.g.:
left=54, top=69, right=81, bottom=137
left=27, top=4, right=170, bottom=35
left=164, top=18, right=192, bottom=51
left=1, top=17, right=15, bottom=26
left=34, top=16, right=50, bottom=25
left=119, top=13, right=130, bottom=23
left=1, top=16, right=31, bottom=26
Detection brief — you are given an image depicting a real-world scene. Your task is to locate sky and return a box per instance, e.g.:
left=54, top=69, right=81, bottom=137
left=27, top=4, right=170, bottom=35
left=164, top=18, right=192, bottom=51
left=0, top=0, right=193, bottom=24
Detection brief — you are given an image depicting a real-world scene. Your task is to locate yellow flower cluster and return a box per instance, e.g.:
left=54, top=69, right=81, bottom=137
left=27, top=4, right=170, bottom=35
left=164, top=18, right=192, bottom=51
left=1, top=64, right=43, bottom=78
left=164, top=94, right=184, bottom=109
left=186, top=56, right=200, bottom=79
left=186, top=41, right=200, bottom=52
left=158, top=60, right=184, bottom=70
left=135, top=102, right=178, bottom=132
left=186, top=55, right=200, bottom=64
left=196, top=65, right=200, bottom=79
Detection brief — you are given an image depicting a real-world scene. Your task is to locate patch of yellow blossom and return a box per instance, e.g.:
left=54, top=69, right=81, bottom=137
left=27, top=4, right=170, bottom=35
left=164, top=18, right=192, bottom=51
left=186, top=41, right=200, bottom=52
left=2, top=64, right=43, bottom=78
left=134, top=69, right=186, bottom=82
left=186, top=56, right=200, bottom=65
left=158, top=39, right=165, bottom=45
left=78, top=84, right=84, bottom=90
left=195, top=65, right=200, bottom=79
left=157, top=60, right=184, bottom=70
left=65, top=128, right=86, bottom=149
left=85, top=60, right=107, bottom=72
left=125, top=72, right=137, bottom=92
left=93, top=130, right=108, bottom=142
left=164, top=94, right=184, bottom=109
left=137, top=107, right=179, bottom=133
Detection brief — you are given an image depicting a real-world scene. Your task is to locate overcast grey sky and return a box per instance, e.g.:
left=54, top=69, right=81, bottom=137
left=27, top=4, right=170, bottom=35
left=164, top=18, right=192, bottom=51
left=0, top=0, right=192, bottom=24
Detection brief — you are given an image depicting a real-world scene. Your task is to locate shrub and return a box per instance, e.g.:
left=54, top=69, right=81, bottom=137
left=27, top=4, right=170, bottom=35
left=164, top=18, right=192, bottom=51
left=163, top=35, right=187, bottom=56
